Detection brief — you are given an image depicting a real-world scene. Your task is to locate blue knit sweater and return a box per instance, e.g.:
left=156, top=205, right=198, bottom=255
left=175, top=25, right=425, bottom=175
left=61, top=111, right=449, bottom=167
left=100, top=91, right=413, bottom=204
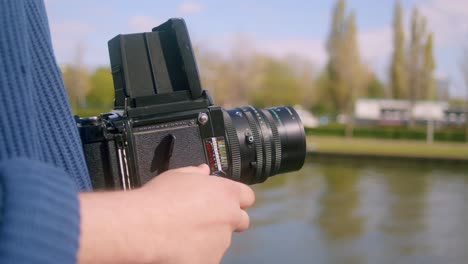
left=0, top=0, right=92, bottom=263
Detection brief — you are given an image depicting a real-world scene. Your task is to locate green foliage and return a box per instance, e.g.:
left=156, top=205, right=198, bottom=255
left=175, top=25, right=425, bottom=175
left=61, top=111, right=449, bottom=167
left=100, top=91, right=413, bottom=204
left=325, top=0, right=348, bottom=114
left=86, top=67, right=114, bottom=112
left=306, top=123, right=346, bottom=137
left=422, top=33, right=436, bottom=99
left=326, top=0, right=347, bottom=59
left=61, top=64, right=90, bottom=110
left=389, top=3, right=436, bottom=102
left=74, top=107, right=108, bottom=117
left=408, top=8, right=424, bottom=102
left=434, top=129, right=466, bottom=142
left=197, top=44, right=316, bottom=109
left=390, top=0, right=407, bottom=99
left=62, top=66, right=115, bottom=116
left=312, top=71, right=334, bottom=114
left=324, top=0, right=367, bottom=114
left=196, top=39, right=257, bottom=107
left=449, top=98, right=467, bottom=107
left=306, top=124, right=466, bottom=143
left=407, top=7, right=436, bottom=101
left=367, top=75, right=386, bottom=98
left=250, top=57, right=303, bottom=107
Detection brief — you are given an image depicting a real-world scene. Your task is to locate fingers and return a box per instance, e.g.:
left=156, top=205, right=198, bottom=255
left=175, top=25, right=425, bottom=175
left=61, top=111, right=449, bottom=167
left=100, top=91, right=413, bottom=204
left=164, top=164, right=255, bottom=209
left=214, top=177, right=255, bottom=209
left=231, top=183, right=254, bottom=232
left=235, top=183, right=255, bottom=209
left=197, top=163, right=210, bottom=175
left=173, top=164, right=210, bottom=175
left=234, top=210, right=250, bottom=232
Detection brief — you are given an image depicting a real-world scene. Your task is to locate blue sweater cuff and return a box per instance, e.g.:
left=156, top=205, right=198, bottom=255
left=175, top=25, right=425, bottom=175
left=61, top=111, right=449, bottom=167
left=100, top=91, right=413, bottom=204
left=0, top=158, right=80, bottom=264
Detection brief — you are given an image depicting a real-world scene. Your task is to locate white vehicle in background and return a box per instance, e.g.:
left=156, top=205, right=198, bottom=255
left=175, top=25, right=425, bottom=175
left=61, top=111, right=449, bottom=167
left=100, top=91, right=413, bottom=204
left=294, top=105, right=319, bottom=128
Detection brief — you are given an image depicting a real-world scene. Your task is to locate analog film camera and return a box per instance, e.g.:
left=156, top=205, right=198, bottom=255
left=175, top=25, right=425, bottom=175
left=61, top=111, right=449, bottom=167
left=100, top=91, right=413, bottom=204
left=77, top=18, right=306, bottom=190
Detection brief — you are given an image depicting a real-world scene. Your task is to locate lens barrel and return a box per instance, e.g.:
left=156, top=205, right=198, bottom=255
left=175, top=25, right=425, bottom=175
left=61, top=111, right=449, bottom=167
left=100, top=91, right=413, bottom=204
left=223, top=105, right=306, bottom=184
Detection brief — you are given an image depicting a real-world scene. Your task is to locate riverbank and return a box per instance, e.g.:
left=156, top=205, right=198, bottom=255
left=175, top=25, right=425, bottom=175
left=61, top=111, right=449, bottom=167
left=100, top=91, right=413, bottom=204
left=307, top=135, right=468, bottom=162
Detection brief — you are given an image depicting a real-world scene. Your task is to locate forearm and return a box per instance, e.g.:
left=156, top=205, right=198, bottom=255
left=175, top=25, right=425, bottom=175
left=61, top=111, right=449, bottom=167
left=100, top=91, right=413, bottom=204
left=77, top=191, right=160, bottom=264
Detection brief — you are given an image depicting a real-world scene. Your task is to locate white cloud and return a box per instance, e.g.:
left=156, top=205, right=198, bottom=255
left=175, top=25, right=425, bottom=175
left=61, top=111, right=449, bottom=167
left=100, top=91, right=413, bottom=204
left=358, top=27, right=392, bottom=66
left=50, top=20, right=92, bottom=37
left=357, top=26, right=393, bottom=81
left=128, top=16, right=161, bottom=32
left=49, top=21, right=93, bottom=64
left=177, top=1, right=204, bottom=15
left=256, top=38, right=327, bottom=65
left=414, top=0, right=468, bottom=96
left=196, top=32, right=326, bottom=65
left=417, top=0, right=468, bottom=47
left=197, top=24, right=392, bottom=68
left=251, top=26, right=392, bottom=83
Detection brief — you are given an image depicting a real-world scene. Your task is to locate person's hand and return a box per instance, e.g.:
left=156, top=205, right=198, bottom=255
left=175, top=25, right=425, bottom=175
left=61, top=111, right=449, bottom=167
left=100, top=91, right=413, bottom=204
left=78, top=164, right=255, bottom=264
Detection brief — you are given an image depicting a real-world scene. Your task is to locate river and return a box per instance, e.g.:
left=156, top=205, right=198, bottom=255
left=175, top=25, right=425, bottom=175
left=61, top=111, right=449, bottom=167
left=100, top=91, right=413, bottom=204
left=222, top=156, right=468, bottom=264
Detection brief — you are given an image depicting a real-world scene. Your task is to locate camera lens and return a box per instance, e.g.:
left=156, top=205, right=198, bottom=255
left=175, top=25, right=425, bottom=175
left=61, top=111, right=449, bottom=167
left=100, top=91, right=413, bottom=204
left=223, top=105, right=306, bottom=184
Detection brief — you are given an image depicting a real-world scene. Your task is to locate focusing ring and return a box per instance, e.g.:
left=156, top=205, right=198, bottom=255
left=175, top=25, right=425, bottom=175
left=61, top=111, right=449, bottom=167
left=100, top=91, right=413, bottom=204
left=241, top=108, right=264, bottom=184
left=223, top=111, right=242, bottom=181
left=248, top=106, right=272, bottom=183
left=265, top=109, right=282, bottom=175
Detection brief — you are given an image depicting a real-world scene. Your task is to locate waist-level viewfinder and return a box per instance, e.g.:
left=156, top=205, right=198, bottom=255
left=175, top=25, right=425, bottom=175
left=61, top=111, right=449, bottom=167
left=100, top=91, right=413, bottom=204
left=108, top=18, right=211, bottom=117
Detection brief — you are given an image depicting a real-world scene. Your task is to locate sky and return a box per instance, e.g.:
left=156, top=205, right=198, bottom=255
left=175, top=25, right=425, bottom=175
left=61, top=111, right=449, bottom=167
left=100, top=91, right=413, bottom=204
left=44, top=0, right=468, bottom=98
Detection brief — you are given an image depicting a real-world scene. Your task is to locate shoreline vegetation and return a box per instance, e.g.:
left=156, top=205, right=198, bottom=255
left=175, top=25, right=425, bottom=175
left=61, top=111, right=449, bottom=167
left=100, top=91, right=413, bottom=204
left=307, top=135, right=468, bottom=162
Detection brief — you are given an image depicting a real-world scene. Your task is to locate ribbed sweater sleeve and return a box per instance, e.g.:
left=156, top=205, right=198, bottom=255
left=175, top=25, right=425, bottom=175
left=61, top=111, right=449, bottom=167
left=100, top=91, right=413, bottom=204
left=0, top=159, right=80, bottom=264
left=0, top=0, right=93, bottom=263
left=0, top=0, right=91, bottom=190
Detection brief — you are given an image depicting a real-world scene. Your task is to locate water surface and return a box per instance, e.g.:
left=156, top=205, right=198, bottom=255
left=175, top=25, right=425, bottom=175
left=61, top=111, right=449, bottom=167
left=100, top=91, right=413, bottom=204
left=222, top=156, right=468, bottom=264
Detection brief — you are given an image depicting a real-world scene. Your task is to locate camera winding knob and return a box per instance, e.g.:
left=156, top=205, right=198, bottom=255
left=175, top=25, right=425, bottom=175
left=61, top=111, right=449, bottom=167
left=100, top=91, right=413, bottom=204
left=198, top=112, right=209, bottom=125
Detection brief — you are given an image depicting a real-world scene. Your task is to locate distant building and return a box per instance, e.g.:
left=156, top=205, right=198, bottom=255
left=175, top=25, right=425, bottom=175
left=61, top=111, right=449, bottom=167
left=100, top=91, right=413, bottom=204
left=444, top=107, right=467, bottom=127
left=355, top=99, right=452, bottom=126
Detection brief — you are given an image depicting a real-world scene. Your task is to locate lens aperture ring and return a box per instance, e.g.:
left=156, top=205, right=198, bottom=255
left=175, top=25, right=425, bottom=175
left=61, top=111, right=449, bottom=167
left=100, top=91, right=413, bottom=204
left=241, top=108, right=264, bottom=184
left=223, top=112, right=242, bottom=181
left=265, top=109, right=282, bottom=175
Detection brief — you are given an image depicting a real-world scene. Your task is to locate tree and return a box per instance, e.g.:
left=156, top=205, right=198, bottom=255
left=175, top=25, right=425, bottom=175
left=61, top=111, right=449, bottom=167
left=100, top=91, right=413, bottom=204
left=283, top=54, right=316, bottom=109
left=343, top=12, right=365, bottom=137
left=460, top=46, right=468, bottom=142
left=422, top=33, right=436, bottom=100
left=325, top=0, right=348, bottom=114
left=250, top=56, right=303, bottom=107
left=325, top=1, right=368, bottom=137
left=226, top=35, right=257, bottom=107
left=86, top=67, right=114, bottom=112
left=405, top=7, right=437, bottom=103
left=367, top=74, right=386, bottom=98
left=313, top=71, right=335, bottom=114
left=61, top=44, right=90, bottom=112
left=407, top=8, right=427, bottom=126
left=196, top=36, right=257, bottom=108
left=408, top=8, right=424, bottom=102
left=194, top=47, right=229, bottom=104
left=62, top=65, right=89, bottom=110
left=390, top=0, right=407, bottom=99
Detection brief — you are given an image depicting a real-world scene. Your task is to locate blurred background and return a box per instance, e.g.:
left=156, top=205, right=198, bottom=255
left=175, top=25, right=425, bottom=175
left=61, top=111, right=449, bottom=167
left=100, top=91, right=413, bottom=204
left=46, top=0, right=468, bottom=263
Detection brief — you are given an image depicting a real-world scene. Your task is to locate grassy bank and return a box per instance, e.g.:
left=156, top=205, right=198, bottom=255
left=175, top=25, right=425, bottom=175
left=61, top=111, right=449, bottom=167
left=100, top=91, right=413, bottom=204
left=306, top=124, right=466, bottom=143
left=307, top=135, right=468, bottom=161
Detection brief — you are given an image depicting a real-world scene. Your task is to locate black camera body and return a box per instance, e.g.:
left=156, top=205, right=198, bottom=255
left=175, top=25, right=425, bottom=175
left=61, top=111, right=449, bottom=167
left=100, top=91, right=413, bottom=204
left=77, top=18, right=306, bottom=190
